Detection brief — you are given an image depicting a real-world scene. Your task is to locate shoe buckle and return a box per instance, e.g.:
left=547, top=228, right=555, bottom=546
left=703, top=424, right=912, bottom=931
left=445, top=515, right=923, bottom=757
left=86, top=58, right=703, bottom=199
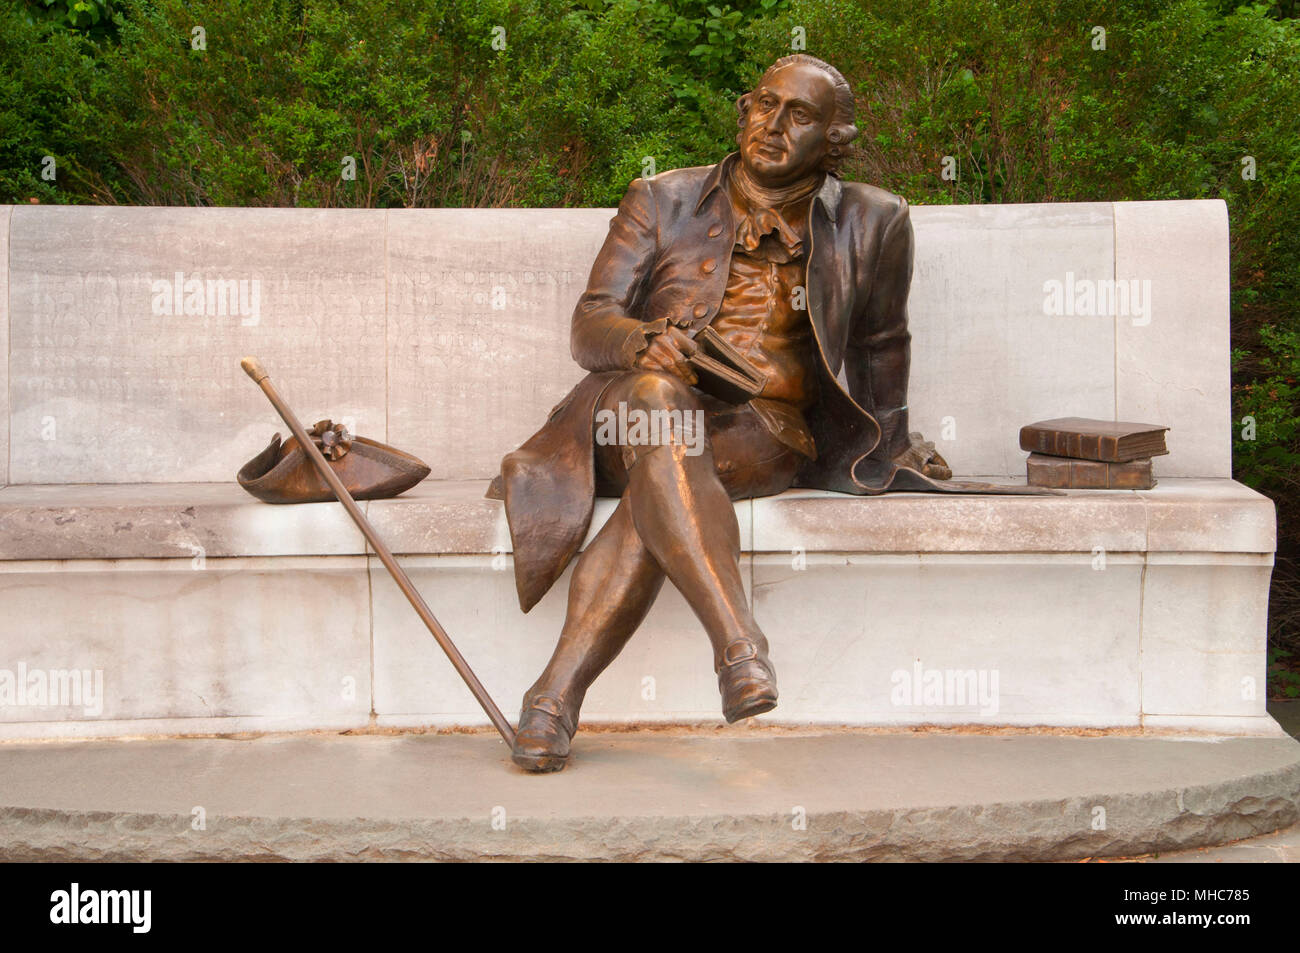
left=529, top=694, right=565, bottom=718
left=721, top=640, right=759, bottom=666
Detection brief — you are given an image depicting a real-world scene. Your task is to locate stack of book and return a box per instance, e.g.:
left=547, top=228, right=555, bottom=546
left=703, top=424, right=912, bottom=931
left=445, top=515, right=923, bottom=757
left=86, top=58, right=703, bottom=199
left=1019, top=417, right=1169, bottom=489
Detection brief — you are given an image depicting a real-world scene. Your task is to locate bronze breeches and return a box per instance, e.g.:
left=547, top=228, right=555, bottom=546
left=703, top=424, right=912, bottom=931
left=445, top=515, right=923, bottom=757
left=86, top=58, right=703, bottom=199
left=592, top=377, right=804, bottom=502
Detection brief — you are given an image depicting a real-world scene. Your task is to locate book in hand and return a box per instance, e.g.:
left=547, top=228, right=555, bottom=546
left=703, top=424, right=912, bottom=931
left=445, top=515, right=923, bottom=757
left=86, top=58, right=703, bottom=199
left=1019, top=416, right=1169, bottom=463
left=687, top=326, right=768, bottom=404
left=1026, top=453, right=1156, bottom=490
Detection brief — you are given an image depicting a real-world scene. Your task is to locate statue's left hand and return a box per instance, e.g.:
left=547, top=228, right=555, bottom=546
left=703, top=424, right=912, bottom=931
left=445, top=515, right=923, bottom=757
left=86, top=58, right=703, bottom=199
left=892, top=432, right=952, bottom=480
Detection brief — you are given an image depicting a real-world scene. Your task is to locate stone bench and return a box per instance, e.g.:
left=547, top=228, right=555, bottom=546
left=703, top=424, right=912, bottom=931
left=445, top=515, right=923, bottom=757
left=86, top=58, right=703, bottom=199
left=0, top=198, right=1279, bottom=739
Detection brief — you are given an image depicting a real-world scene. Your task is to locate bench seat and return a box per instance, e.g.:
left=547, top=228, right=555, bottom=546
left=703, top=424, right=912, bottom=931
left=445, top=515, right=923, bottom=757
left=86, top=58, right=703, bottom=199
left=0, top=478, right=1277, bottom=740
left=0, top=477, right=1276, bottom=558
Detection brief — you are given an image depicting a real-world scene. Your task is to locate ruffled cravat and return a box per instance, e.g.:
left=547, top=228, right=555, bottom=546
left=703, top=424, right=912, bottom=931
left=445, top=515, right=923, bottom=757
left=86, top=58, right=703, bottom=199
left=729, top=163, right=823, bottom=261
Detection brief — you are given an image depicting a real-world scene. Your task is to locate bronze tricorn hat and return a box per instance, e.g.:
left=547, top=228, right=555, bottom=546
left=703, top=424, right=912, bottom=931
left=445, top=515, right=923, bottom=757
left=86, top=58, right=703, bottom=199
left=237, top=419, right=431, bottom=504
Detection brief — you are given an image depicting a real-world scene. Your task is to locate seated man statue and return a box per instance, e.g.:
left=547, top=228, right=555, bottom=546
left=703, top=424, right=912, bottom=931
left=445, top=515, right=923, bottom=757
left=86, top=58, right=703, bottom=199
left=486, top=53, right=1040, bottom=772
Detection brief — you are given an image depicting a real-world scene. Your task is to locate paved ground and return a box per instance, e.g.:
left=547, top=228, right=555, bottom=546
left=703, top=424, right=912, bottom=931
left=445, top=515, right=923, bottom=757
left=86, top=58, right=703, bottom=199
left=1105, top=700, right=1300, bottom=863
left=1, top=726, right=1297, bottom=861
left=1118, top=821, right=1300, bottom=862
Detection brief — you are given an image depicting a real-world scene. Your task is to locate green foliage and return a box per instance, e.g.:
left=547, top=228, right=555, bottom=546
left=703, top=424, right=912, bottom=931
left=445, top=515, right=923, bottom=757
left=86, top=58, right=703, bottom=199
left=1270, top=645, right=1300, bottom=699
left=23, top=0, right=118, bottom=40
left=0, top=4, right=104, bottom=202
left=1235, top=325, right=1300, bottom=492
left=2, top=0, right=801, bottom=207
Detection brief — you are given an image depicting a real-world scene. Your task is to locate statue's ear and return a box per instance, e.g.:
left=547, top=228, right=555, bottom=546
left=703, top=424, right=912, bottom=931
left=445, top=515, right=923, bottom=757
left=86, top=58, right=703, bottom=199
left=735, top=92, right=752, bottom=123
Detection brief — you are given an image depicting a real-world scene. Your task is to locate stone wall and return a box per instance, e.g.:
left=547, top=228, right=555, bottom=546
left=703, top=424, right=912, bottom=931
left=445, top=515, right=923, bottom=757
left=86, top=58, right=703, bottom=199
left=0, top=199, right=1230, bottom=485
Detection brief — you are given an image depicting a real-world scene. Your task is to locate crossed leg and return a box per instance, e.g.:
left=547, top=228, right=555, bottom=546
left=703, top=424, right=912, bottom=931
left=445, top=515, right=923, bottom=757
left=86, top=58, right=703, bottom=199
left=521, top=495, right=665, bottom=737
left=513, top=370, right=800, bottom=770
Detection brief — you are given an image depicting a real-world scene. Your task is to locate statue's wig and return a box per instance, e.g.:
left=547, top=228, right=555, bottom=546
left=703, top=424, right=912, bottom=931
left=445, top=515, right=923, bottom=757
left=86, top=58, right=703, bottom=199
left=735, top=54, right=860, bottom=176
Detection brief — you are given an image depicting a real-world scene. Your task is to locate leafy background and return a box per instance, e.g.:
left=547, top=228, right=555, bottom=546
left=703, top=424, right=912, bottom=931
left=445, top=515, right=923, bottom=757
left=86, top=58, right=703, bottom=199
left=4, top=0, right=1299, bottom=696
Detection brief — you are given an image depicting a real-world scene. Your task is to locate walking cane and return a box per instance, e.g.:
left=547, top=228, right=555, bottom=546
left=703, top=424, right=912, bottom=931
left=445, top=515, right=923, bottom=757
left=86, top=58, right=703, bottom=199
left=240, top=356, right=516, bottom=748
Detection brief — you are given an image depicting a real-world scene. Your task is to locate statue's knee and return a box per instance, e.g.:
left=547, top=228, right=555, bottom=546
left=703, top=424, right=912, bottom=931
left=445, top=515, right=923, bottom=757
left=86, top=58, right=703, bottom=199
left=624, top=370, right=699, bottom=414
left=606, top=372, right=709, bottom=472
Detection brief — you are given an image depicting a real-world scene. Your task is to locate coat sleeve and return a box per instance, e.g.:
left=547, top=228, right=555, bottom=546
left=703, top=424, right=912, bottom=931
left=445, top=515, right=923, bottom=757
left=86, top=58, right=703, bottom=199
left=570, top=176, right=668, bottom=372
left=845, top=196, right=913, bottom=461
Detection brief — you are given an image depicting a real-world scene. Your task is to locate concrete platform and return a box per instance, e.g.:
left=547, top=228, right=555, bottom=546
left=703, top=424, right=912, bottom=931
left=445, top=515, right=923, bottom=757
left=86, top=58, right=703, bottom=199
left=1, top=727, right=1297, bottom=861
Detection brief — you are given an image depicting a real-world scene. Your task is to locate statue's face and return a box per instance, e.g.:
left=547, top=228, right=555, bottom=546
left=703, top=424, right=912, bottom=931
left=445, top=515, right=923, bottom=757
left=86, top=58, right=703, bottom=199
left=739, top=63, right=837, bottom=186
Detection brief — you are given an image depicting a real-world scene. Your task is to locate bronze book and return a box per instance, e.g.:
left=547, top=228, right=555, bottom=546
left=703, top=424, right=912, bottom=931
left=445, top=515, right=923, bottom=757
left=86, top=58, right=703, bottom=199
left=1026, top=453, right=1156, bottom=490
left=688, top=326, right=768, bottom=404
left=1019, top=416, right=1169, bottom=463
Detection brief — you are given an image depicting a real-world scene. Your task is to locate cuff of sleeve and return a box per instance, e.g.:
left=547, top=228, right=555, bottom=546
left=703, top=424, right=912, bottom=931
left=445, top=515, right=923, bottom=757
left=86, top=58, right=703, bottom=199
left=618, top=317, right=669, bottom=367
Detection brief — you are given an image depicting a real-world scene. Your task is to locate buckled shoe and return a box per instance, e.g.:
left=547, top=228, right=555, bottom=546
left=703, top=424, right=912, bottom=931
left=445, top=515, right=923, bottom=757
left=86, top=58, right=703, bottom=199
left=717, top=638, right=778, bottom=723
left=511, top=691, right=576, bottom=773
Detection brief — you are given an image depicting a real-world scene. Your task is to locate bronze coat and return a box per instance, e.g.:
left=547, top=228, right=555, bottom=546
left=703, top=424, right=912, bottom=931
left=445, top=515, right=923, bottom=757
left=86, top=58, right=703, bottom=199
left=489, top=155, right=1038, bottom=612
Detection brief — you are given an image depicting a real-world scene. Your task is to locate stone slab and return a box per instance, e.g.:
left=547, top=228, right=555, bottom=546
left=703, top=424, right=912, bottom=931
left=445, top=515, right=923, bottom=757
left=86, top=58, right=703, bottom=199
left=1143, top=714, right=1284, bottom=735
left=751, top=552, right=1144, bottom=725
left=362, top=478, right=513, bottom=555
left=0, top=731, right=1296, bottom=861
left=752, top=484, right=1148, bottom=553
left=3, top=200, right=1233, bottom=486
left=1141, top=478, right=1276, bottom=553
left=908, top=202, right=1116, bottom=477
left=0, top=478, right=1274, bottom=561
left=1, top=204, right=10, bottom=487
left=754, top=479, right=1275, bottom=554
left=0, top=556, right=372, bottom=725
left=1140, top=552, right=1273, bottom=719
left=385, top=208, right=611, bottom=481
left=0, top=482, right=367, bottom=560
left=7, top=206, right=388, bottom=484
left=1114, top=200, right=1231, bottom=479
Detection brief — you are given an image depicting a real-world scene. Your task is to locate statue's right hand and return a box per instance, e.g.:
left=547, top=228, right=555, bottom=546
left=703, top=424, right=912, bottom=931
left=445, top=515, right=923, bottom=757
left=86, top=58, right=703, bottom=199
left=634, top=326, right=698, bottom=386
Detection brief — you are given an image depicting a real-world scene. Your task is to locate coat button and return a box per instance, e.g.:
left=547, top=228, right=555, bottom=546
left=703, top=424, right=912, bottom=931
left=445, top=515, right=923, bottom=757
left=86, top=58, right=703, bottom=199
left=701, top=259, right=716, bottom=274
left=693, top=303, right=709, bottom=319
left=707, top=223, right=723, bottom=238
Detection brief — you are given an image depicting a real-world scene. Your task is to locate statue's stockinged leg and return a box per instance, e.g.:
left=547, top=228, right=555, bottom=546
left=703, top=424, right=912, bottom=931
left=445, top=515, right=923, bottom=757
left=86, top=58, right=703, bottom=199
left=512, top=498, right=665, bottom=772
left=621, top=435, right=779, bottom=726
left=511, top=371, right=779, bottom=773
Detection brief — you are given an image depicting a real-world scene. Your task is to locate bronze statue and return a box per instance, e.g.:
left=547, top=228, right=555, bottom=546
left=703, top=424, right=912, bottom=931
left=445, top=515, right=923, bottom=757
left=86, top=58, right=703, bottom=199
left=486, top=54, right=1046, bottom=772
